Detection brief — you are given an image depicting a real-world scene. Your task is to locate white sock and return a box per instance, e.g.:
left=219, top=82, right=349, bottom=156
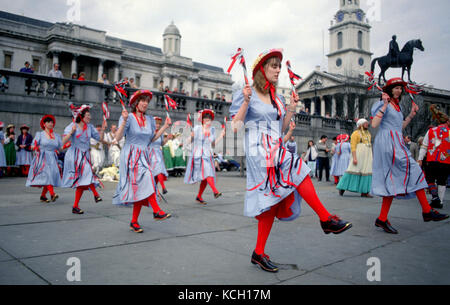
left=438, top=185, right=446, bottom=204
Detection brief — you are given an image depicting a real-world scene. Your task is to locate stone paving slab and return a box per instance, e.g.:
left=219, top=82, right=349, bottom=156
left=0, top=173, right=449, bottom=285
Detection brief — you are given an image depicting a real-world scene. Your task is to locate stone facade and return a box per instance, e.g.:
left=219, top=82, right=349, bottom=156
left=0, top=11, right=233, bottom=100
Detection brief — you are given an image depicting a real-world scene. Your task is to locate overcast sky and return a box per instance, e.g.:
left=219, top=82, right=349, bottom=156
left=3, top=0, right=450, bottom=90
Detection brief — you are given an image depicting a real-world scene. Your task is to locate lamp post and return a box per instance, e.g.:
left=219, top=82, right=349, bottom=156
left=309, top=76, right=323, bottom=115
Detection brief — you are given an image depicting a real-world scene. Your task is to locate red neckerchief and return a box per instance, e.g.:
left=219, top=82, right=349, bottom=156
left=133, top=112, right=146, bottom=128
left=390, top=98, right=401, bottom=112
left=76, top=121, right=88, bottom=139
left=45, top=129, right=55, bottom=139
left=259, top=66, right=284, bottom=119
left=203, top=126, right=211, bottom=138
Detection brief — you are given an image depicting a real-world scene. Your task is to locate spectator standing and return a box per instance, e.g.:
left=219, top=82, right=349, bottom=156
left=316, top=135, right=331, bottom=182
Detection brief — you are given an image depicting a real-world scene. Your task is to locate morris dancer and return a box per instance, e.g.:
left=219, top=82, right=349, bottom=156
left=230, top=49, right=352, bottom=273
left=149, top=116, right=170, bottom=194
left=26, top=115, right=62, bottom=203
left=184, top=109, right=225, bottom=205
left=330, top=134, right=351, bottom=186
left=371, top=78, right=448, bottom=234
left=112, top=90, right=172, bottom=233
left=62, top=105, right=106, bottom=214
left=418, top=105, right=450, bottom=209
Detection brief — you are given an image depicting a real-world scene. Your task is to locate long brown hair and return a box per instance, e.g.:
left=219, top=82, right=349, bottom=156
left=253, top=56, right=281, bottom=94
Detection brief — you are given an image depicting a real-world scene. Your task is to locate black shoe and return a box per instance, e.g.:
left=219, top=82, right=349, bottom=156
left=339, top=189, right=345, bottom=196
left=375, top=218, right=398, bottom=234
left=130, top=222, right=143, bottom=233
left=430, top=197, right=443, bottom=209
left=94, top=196, right=102, bottom=203
left=320, top=215, right=352, bottom=234
left=40, top=196, right=50, bottom=203
left=196, top=197, right=207, bottom=205
left=162, top=189, right=168, bottom=195
left=423, top=209, right=449, bottom=222
left=251, top=251, right=279, bottom=273
left=50, top=194, right=59, bottom=202
left=214, top=192, right=222, bottom=199
left=153, top=211, right=171, bottom=221
left=72, top=207, right=84, bottom=214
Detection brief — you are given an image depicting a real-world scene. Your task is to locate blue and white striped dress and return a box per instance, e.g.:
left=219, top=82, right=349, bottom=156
left=229, top=88, right=310, bottom=220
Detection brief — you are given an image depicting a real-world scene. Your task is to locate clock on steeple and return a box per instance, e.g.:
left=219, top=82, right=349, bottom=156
left=327, top=0, right=372, bottom=77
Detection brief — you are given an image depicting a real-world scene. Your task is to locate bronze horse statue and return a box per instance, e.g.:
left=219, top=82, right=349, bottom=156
left=371, top=39, right=425, bottom=84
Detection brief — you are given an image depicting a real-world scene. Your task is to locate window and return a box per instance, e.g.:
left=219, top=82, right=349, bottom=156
left=358, top=31, right=363, bottom=49
left=32, top=57, right=40, bottom=73
left=135, top=74, right=141, bottom=87
left=337, top=32, right=343, bottom=49
left=4, top=52, right=12, bottom=69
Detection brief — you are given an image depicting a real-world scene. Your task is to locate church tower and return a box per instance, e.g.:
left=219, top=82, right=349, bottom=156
left=327, top=0, right=372, bottom=77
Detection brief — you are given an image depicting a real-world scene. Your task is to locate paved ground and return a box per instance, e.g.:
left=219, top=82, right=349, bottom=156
left=0, top=173, right=449, bottom=285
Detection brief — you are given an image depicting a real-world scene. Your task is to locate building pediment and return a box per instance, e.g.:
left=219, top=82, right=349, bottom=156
left=296, top=71, right=344, bottom=92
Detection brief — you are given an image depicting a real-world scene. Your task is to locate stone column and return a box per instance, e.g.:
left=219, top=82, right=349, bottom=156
left=113, top=62, right=120, bottom=82
left=343, top=95, right=348, bottom=119
left=71, top=53, right=79, bottom=75
left=311, top=98, right=316, bottom=115
left=320, top=96, right=326, bottom=117
left=354, top=95, right=360, bottom=119
left=97, top=59, right=105, bottom=81
left=52, top=51, right=60, bottom=66
left=331, top=95, right=337, bottom=118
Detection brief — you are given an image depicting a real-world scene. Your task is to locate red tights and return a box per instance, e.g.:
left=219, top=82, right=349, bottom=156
left=131, top=194, right=163, bottom=223
left=156, top=174, right=167, bottom=190
left=378, top=189, right=432, bottom=222
left=197, top=177, right=219, bottom=200
left=41, top=185, right=55, bottom=197
left=254, top=176, right=331, bottom=255
left=73, top=184, right=99, bottom=208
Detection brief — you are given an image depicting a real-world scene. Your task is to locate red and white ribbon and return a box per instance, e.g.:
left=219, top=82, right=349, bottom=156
left=227, top=48, right=249, bottom=85
left=286, top=60, right=302, bottom=92
left=102, top=101, right=110, bottom=122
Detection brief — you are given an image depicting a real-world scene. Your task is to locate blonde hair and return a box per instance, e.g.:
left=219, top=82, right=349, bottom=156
left=253, top=57, right=281, bottom=94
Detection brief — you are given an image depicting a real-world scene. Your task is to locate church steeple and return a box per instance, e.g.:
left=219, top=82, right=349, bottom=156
left=327, top=0, right=372, bottom=77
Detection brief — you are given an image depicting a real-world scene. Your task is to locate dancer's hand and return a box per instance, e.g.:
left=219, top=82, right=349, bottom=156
left=243, top=84, right=252, bottom=103
left=353, top=157, right=358, bottom=165
left=164, top=116, right=172, bottom=128
left=121, top=109, right=129, bottom=121
left=71, top=123, right=77, bottom=135
left=289, top=91, right=300, bottom=111
left=381, top=92, right=390, bottom=105
left=410, top=103, right=419, bottom=118
left=289, top=121, right=296, bottom=131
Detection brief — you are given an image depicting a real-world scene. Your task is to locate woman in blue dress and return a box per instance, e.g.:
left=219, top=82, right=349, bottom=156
left=330, top=134, right=351, bottom=185
left=26, top=115, right=62, bottom=203
left=149, top=116, right=170, bottom=194
left=371, top=77, right=448, bottom=234
left=62, top=105, right=106, bottom=214
left=184, top=109, right=225, bottom=204
left=112, top=90, right=172, bottom=233
left=230, top=49, right=352, bottom=273
left=0, top=121, right=6, bottom=176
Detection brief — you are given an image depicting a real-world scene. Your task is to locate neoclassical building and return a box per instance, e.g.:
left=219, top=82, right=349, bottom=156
left=0, top=11, right=233, bottom=100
